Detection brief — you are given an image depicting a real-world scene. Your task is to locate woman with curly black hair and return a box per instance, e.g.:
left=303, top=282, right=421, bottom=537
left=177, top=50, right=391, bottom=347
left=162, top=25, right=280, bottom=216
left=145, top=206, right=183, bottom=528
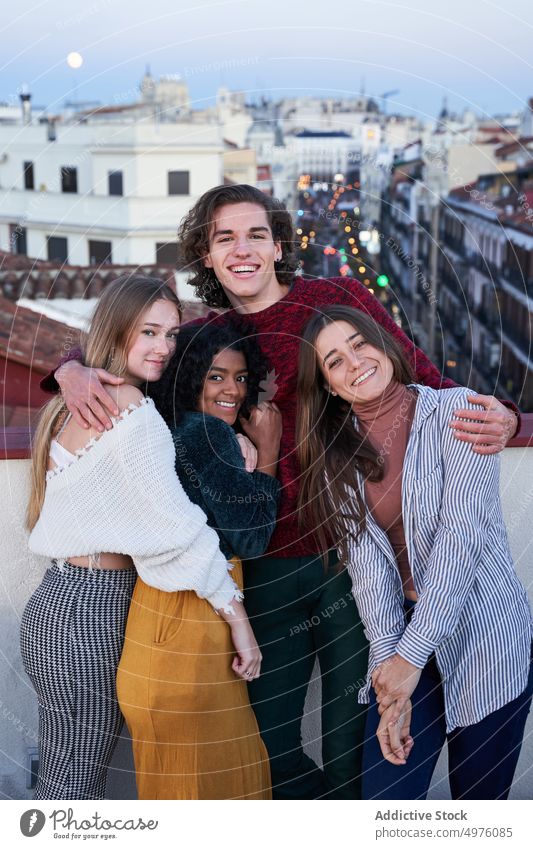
left=117, top=322, right=282, bottom=799
left=152, top=322, right=282, bottom=557
left=153, top=322, right=265, bottom=424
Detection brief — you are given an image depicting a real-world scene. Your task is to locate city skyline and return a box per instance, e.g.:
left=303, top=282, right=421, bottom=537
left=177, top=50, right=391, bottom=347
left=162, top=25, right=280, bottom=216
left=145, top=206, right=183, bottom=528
left=2, top=0, right=532, bottom=119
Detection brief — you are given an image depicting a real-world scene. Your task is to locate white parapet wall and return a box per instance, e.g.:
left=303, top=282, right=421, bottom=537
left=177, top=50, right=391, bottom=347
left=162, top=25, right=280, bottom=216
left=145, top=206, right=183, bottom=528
left=1, top=448, right=532, bottom=800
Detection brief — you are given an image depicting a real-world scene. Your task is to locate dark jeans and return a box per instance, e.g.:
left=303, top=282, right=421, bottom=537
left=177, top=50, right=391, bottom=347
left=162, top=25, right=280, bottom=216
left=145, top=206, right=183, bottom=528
left=243, top=552, right=369, bottom=799
left=362, top=646, right=533, bottom=800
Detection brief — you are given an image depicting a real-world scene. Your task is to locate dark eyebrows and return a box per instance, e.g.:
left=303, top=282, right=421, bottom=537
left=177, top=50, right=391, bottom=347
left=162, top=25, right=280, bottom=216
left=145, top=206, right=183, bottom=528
left=211, top=225, right=271, bottom=238
left=208, top=365, right=249, bottom=374
left=322, top=332, right=362, bottom=365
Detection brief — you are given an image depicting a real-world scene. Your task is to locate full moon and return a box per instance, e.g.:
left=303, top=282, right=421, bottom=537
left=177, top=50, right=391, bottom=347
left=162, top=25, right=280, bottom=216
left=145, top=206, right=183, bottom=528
left=67, top=52, right=83, bottom=69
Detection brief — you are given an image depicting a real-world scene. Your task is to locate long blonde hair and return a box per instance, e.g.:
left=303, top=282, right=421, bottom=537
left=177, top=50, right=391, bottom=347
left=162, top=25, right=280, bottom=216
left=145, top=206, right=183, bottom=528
left=26, top=273, right=181, bottom=530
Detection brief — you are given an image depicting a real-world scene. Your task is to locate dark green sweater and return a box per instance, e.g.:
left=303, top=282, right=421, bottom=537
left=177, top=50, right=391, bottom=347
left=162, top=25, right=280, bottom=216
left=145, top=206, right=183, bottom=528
left=171, top=412, right=280, bottom=560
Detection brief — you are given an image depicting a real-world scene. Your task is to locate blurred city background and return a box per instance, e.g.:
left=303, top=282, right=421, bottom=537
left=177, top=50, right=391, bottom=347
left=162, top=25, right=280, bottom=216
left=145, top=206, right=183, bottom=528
left=1, top=62, right=532, bottom=423
left=1, top=1, right=533, bottom=802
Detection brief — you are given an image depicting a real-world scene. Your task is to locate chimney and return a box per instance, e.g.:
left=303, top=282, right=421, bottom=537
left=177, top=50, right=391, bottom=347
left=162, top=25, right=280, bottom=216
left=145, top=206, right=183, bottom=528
left=20, top=84, right=32, bottom=125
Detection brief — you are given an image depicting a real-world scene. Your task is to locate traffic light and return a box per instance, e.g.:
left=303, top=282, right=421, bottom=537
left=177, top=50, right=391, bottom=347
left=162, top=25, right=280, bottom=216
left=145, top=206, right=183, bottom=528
left=376, top=275, right=389, bottom=287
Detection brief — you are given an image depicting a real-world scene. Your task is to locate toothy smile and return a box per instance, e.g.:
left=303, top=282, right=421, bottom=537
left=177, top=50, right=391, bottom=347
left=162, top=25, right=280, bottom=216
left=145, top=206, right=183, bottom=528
left=215, top=401, right=237, bottom=408
left=228, top=265, right=259, bottom=274
left=351, top=367, right=376, bottom=386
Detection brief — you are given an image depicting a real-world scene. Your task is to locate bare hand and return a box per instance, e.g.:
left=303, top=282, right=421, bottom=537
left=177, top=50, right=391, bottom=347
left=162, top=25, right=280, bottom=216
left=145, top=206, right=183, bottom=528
left=235, top=434, right=258, bottom=473
left=372, top=654, right=422, bottom=724
left=56, top=360, right=124, bottom=432
left=239, top=402, right=282, bottom=452
left=449, top=394, right=518, bottom=455
left=228, top=617, right=262, bottom=681
left=376, top=700, right=414, bottom=765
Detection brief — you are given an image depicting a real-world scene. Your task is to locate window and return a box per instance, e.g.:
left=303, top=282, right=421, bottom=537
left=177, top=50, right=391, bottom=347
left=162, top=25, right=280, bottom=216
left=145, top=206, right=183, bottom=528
left=88, top=240, right=113, bottom=265
left=108, top=170, right=123, bottom=196
left=168, top=170, right=189, bottom=195
left=23, top=161, right=34, bottom=190
left=47, top=236, right=68, bottom=263
left=156, top=242, right=178, bottom=265
left=10, top=223, right=27, bottom=255
left=61, top=167, right=78, bottom=193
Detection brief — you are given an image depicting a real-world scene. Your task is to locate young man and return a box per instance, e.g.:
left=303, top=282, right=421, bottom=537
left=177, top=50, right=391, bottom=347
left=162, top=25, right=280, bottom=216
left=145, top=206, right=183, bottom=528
left=50, top=184, right=518, bottom=800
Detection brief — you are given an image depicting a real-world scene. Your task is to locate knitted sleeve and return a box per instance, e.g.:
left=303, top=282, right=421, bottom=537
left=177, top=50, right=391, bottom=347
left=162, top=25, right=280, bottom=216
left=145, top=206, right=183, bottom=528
left=172, top=414, right=280, bottom=558
left=114, top=403, right=243, bottom=613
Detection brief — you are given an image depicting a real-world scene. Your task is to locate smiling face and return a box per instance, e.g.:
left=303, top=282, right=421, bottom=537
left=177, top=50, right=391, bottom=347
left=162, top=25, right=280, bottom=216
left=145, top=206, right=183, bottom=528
left=125, top=299, right=180, bottom=385
left=315, top=320, right=394, bottom=406
left=197, top=348, right=249, bottom=425
left=203, top=202, right=286, bottom=312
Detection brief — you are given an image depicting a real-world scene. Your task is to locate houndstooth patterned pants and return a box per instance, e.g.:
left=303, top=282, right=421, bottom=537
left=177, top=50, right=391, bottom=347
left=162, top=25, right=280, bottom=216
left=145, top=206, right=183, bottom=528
left=20, top=559, right=136, bottom=800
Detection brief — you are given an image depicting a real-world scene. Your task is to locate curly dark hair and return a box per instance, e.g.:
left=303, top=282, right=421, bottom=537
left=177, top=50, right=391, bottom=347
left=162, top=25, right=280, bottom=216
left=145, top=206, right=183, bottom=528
left=177, top=183, right=298, bottom=308
left=150, top=320, right=267, bottom=427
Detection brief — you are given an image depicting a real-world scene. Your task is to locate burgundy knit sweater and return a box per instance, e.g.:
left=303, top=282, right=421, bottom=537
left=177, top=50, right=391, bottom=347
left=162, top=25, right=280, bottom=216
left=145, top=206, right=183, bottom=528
left=186, top=276, right=457, bottom=557
left=42, top=276, right=458, bottom=558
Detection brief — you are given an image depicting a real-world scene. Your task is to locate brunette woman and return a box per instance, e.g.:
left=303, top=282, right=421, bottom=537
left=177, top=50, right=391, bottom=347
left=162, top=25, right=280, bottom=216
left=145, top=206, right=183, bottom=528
left=296, top=305, right=533, bottom=800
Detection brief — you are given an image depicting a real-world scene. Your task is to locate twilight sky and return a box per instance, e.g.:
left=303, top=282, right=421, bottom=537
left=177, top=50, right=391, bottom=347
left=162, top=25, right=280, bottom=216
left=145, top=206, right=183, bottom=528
left=2, top=0, right=532, bottom=120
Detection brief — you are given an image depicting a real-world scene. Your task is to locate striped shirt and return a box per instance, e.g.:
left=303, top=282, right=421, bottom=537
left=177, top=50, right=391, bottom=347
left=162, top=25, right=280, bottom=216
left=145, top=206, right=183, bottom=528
left=346, top=385, right=532, bottom=732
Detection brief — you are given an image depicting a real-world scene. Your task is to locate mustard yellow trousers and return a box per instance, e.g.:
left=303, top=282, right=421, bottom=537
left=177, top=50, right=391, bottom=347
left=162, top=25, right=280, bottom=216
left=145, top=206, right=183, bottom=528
left=116, top=561, right=271, bottom=799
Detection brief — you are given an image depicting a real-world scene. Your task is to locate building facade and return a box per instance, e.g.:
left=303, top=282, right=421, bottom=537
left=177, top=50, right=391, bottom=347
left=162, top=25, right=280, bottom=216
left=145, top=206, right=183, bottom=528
left=0, top=120, right=223, bottom=267
left=438, top=172, right=533, bottom=411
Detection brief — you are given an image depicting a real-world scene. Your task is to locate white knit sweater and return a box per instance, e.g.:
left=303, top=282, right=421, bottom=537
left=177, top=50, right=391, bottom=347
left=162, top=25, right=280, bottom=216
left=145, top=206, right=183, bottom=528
left=28, top=398, right=242, bottom=613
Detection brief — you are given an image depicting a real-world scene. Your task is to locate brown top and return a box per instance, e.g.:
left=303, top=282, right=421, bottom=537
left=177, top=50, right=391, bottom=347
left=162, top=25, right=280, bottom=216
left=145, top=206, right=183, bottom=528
left=354, top=381, right=417, bottom=598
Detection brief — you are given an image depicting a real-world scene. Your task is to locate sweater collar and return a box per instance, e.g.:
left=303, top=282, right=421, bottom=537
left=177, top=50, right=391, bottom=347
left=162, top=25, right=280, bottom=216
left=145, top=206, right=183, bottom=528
left=351, top=380, right=413, bottom=430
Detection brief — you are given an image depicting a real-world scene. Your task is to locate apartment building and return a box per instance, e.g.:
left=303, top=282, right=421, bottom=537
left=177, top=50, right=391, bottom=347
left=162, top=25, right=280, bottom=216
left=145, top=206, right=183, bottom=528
left=438, top=165, right=532, bottom=411
left=0, top=116, right=223, bottom=267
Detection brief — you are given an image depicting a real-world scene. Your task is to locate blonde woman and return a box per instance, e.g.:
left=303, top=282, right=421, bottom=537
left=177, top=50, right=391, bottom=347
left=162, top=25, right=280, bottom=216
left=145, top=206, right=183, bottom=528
left=21, top=274, right=259, bottom=800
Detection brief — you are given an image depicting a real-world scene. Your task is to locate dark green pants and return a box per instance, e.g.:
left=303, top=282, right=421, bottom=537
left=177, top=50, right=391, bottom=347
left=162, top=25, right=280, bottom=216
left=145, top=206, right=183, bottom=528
left=243, top=552, right=369, bottom=799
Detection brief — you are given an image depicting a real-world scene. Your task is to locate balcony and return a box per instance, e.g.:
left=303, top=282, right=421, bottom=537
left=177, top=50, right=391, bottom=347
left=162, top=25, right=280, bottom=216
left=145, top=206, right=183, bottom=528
left=440, top=272, right=468, bottom=302
left=473, top=303, right=500, bottom=333
left=501, top=316, right=532, bottom=359
left=441, top=234, right=464, bottom=254
left=475, top=354, right=503, bottom=386
left=0, top=187, right=196, bottom=234
left=501, top=266, right=533, bottom=297
left=2, top=420, right=532, bottom=800
left=467, top=253, right=501, bottom=283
